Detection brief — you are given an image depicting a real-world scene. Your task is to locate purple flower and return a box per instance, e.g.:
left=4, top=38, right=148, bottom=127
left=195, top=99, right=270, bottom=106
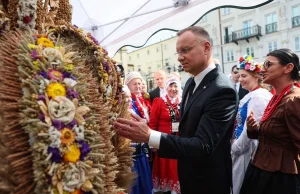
left=39, top=71, right=48, bottom=79
left=31, top=50, right=37, bottom=60
left=67, top=88, right=79, bottom=99
left=47, top=147, right=62, bottom=163
left=63, top=71, right=71, bottom=78
left=37, top=95, right=46, bottom=102
left=89, top=35, right=99, bottom=45
left=39, top=113, right=45, bottom=122
left=78, top=140, right=91, bottom=161
left=65, top=120, right=77, bottom=129
left=73, top=25, right=79, bottom=28
left=70, top=75, right=77, bottom=80
left=52, top=119, right=64, bottom=130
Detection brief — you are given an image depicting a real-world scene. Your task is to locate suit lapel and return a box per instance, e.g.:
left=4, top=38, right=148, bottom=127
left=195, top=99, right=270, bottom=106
left=180, top=68, right=219, bottom=121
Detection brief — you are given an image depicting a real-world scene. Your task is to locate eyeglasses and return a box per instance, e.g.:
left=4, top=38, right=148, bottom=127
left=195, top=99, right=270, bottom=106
left=263, top=60, right=280, bottom=70
left=174, top=40, right=207, bottom=56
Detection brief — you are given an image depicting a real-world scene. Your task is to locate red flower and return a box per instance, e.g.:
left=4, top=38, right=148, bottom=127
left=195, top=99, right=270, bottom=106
left=239, top=57, right=244, bottom=62
left=23, top=16, right=32, bottom=24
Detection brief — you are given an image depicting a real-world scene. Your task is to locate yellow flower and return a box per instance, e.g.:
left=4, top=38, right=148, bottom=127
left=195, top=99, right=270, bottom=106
left=63, top=144, right=81, bottom=163
left=33, top=61, right=40, bottom=70
left=37, top=37, right=54, bottom=48
left=28, top=44, right=37, bottom=49
left=246, top=55, right=253, bottom=61
left=64, top=64, right=74, bottom=71
left=61, top=128, right=75, bottom=145
left=47, top=83, right=66, bottom=99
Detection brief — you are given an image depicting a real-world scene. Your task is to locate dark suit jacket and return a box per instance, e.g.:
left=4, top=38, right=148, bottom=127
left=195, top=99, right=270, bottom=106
left=158, top=68, right=238, bottom=194
left=149, top=87, right=160, bottom=103
left=238, top=84, right=249, bottom=101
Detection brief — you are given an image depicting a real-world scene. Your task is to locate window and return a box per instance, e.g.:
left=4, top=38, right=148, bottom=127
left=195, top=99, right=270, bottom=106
left=246, top=47, right=255, bottom=57
left=147, top=50, right=150, bottom=55
left=157, top=64, right=161, bottom=68
left=243, top=20, right=254, bottom=36
left=268, top=41, right=278, bottom=52
left=156, top=47, right=160, bottom=52
left=224, top=26, right=233, bottom=43
left=292, top=5, right=300, bottom=17
left=292, top=5, right=300, bottom=27
left=226, top=50, right=234, bottom=62
left=129, top=56, right=131, bottom=61
left=138, top=65, right=141, bottom=71
left=296, top=37, right=300, bottom=51
left=137, top=54, right=139, bottom=58
left=265, top=13, right=277, bottom=33
left=222, top=8, right=231, bottom=15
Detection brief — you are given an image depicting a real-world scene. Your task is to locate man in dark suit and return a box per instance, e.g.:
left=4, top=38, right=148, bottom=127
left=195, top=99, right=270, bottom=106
left=149, top=70, right=167, bottom=103
left=231, top=65, right=248, bottom=101
left=115, top=26, right=238, bottom=194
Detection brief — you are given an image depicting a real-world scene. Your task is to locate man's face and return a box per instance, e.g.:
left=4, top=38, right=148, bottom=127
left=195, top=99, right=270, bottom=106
left=231, top=67, right=240, bottom=83
left=176, top=31, right=210, bottom=76
left=154, top=73, right=166, bottom=89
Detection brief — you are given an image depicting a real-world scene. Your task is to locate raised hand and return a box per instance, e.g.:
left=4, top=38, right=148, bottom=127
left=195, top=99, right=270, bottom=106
left=114, top=113, right=151, bottom=143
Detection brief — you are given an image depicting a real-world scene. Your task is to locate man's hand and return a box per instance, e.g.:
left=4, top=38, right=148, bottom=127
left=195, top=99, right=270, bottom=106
left=246, top=111, right=259, bottom=133
left=114, top=113, right=151, bottom=143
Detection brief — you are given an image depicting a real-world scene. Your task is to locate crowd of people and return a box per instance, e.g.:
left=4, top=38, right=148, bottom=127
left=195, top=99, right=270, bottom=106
left=115, top=26, right=300, bottom=194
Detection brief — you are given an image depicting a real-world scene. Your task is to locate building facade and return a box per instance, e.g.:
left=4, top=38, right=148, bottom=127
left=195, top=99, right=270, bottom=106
left=113, top=0, right=300, bottom=90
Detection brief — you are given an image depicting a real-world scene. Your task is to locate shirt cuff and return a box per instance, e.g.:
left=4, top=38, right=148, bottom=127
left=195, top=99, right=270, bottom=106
left=148, top=129, right=161, bottom=149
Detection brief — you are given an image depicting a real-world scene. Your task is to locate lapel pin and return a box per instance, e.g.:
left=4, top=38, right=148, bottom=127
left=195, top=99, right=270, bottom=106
left=203, top=86, right=206, bottom=89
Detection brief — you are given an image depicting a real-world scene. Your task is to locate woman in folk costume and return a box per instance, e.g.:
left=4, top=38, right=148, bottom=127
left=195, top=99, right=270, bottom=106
left=149, top=77, right=182, bottom=194
left=231, top=55, right=273, bottom=194
left=240, top=49, right=300, bottom=194
left=125, top=72, right=153, bottom=194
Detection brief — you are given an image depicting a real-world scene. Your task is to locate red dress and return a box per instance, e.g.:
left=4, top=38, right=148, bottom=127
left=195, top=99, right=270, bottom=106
left=149, top=96, right=180, bottom=193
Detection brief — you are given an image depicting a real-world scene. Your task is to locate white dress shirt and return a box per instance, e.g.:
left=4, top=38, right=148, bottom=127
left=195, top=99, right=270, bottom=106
left=234, top=82, right=240, bottom=92
left=149, top=62, right=216, bottom=149
left=159, top=87, right=165, bottom=98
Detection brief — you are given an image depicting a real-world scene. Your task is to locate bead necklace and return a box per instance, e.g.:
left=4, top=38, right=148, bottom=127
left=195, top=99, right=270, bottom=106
left=261, top=83, right=299, bottom=122
left=164, top=95, right=180, bottom=122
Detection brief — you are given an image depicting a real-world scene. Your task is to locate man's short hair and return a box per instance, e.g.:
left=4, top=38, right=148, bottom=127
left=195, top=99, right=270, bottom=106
left=231, top=65, right=237, bottom=72
left=177, top=26, right=210, bottom=41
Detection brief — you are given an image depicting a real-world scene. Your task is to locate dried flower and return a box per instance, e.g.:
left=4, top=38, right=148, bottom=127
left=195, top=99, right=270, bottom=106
left=48, top=96, right=76, bottom=124
left=63, top=144, right=81, bottom=163
left=47, top=83, right=66, bottom=99
left=33, top=61, right=40, bottom=70
left=64, top=63, right=74, bottom=71
left=23, top=16, right=32, bottom=24
left=47, top=147, right=62, bottom=163
left=39, top=71, right=48, bottom=79
left=78, top=140, right=90, bottom=161
left=61, top=128, right=75, bottom=145
left=52, top=119, right=64, bottom=130
left=67, top=88, right=79, bottom=99
left=37, top=37, right=54, bottom=48
left=48, top=70, right=64, bottom=81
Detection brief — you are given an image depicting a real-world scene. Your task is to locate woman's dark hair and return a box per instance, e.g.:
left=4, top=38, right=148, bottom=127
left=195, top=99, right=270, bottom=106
left=267, top=48, right=300, bottom=80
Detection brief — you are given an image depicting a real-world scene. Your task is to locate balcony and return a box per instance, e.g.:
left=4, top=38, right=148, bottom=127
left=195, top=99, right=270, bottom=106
left=292, top=16, right=300, bottom=28
left=227, top=25, right=262, bottom=45
left=265, top=22, right=277, bottom=34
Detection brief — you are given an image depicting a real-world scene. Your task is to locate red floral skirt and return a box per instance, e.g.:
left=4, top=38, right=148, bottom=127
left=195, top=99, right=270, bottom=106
left=152, top=152, right=180, bottom=193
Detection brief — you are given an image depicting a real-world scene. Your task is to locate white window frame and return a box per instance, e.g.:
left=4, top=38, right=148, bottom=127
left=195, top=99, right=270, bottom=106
left=292, top=5, right=300, bottom=17
left=225, top=50, right=234, bottom=62
left=246, top=47, right=255, bottom=57
left=268, top=41, right=278, bottom=53
left=222, top=8, right=231, bottom=15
